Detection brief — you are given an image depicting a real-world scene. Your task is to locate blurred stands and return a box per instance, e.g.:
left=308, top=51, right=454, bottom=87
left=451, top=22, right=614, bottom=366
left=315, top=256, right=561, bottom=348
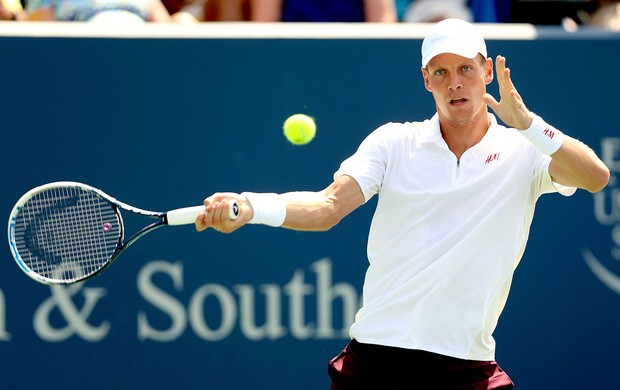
left=8, top=0, right=618, bottom=31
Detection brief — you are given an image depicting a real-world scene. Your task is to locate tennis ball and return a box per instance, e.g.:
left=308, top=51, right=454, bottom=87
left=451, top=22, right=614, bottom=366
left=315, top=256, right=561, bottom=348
left=283, top=114, right=316, bottom=145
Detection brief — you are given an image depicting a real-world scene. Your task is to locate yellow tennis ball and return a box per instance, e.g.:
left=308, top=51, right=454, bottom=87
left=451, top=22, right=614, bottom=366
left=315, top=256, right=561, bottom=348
left=283, top=114, right=316, bottom=145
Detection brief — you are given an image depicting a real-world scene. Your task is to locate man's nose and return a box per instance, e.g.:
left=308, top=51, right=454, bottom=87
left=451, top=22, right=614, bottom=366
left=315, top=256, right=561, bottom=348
left=448, top=74, right=462, bottom=90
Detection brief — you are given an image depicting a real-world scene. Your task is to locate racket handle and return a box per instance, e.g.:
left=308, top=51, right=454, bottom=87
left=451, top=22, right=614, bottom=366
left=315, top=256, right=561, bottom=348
left=166, top=201, right=239, bottom=226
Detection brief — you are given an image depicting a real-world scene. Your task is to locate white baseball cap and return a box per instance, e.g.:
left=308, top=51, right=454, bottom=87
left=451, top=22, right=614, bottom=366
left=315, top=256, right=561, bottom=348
left=421, top=18, right=487, bottom=67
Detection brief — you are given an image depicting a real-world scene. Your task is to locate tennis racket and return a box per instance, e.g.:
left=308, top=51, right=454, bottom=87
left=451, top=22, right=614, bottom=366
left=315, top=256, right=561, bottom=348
left=7, top=181, right=238, bottom=285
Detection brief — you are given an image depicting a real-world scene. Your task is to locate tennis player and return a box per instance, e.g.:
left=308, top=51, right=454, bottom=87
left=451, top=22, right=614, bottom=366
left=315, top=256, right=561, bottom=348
left=196, top=18, right=610, bottom=390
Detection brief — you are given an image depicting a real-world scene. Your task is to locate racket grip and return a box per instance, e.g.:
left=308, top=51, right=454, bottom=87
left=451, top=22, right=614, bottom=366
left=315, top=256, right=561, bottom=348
left=166, top=202, right=239, bottom=226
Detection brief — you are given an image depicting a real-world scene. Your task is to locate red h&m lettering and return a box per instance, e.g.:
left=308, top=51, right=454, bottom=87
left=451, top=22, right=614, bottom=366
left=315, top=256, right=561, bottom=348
left=543, top=127, right=555, bottom=139
left=485, top=153, right=500, bottom=165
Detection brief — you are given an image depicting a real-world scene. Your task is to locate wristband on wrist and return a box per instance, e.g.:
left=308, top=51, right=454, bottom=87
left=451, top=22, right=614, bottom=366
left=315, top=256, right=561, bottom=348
left=241, top=192, right=286, bottom=227
left=520, top=114, right=565, bottom=155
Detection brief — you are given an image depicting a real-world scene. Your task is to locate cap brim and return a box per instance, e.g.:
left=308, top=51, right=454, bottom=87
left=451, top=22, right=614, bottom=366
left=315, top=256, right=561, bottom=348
left=422, top=45, right=480, bottom=67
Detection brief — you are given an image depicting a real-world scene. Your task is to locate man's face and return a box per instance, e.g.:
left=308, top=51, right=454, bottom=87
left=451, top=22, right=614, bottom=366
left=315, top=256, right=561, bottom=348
left=422, top=53, right=493, bottom=127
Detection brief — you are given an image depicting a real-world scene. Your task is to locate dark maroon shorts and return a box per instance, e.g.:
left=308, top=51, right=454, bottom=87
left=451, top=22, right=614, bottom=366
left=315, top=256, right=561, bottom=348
left=328, top=340, right=514, bottom=390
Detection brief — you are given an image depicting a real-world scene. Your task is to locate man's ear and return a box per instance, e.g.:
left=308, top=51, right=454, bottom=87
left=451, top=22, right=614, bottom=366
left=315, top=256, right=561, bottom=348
left=485, top=57, right=494, bottom=85
left=422, top=67, right=432, bottom=92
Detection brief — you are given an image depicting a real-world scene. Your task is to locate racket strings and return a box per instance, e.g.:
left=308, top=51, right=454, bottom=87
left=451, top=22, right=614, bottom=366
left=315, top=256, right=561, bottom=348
left=12, top=187, right=121, bottom=282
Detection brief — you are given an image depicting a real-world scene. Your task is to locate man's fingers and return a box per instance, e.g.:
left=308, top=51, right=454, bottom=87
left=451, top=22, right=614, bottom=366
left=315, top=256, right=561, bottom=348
left=483, top=93, right=500, bottom=111
left=195, top=212, right=209, bottom=232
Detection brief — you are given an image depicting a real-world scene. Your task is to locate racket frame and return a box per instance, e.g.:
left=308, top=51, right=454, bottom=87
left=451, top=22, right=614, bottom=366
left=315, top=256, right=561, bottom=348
left=7, top=181, right=207, bottom=284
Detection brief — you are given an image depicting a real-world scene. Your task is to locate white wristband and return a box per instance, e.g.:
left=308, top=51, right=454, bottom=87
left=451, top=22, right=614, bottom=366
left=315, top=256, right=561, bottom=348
left=520, top=114, right=565, bottom=155
left=241, top=192, right=286, bottom=227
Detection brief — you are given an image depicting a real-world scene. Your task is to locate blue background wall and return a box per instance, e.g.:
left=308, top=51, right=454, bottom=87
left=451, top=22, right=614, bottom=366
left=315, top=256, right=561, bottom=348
left=0, top=24, right=619, bottom=389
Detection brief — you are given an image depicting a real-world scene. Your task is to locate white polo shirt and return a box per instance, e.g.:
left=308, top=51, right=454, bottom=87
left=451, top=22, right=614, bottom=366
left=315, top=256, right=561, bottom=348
left=335, top=113, right=575, bottom=361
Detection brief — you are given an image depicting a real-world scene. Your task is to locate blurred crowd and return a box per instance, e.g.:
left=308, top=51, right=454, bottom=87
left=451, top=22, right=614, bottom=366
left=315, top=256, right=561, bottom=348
left=0, top=0, right=618, bottom=31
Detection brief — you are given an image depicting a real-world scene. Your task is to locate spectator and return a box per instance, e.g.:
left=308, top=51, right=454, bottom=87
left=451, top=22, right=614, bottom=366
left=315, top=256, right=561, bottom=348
left=1, top=0, right=24, bottom=20
left=251, top=0, right=397, bottom=22
left=169, top=0, right=251, bottom=22
left=203, top=0, right=249, bottom=20
left=589, top=0, right=620, bottom=31
left=394, top=0, right=410, bottom=21
left=403, top=0, right=472, bottom=23
left=468, top=0, right=511, bottom=23
left=25, top=0, right=197, bottom=23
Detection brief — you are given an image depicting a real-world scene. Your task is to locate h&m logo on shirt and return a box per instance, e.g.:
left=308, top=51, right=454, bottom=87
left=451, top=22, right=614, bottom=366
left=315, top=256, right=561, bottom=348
left=485, top=153, right=500, bottom=165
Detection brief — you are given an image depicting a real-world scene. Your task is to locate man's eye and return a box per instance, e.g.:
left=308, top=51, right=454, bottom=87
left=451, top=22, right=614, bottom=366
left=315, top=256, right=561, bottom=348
left=435, top=69, right=446, bottom=76
left=462, top=65, right=472, bottom=72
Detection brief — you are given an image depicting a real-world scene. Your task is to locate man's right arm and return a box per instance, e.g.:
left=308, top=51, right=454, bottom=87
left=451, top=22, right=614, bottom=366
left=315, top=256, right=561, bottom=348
left=195, top=174, right=365, bottom=233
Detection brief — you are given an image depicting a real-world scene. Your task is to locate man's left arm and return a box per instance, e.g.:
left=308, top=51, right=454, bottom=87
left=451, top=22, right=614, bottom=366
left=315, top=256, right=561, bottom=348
left=548, top=136, right=609, bottom=193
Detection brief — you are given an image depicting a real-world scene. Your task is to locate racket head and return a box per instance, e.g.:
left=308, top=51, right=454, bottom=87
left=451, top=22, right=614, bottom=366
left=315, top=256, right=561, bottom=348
left=7, top=182, right=124, bottom=284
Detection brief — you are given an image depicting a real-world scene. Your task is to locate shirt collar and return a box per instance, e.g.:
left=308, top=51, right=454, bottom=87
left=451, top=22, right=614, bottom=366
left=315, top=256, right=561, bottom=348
left=418, top=112, right=500, bottom=144
left=418, top=113, right=443, bottom=144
